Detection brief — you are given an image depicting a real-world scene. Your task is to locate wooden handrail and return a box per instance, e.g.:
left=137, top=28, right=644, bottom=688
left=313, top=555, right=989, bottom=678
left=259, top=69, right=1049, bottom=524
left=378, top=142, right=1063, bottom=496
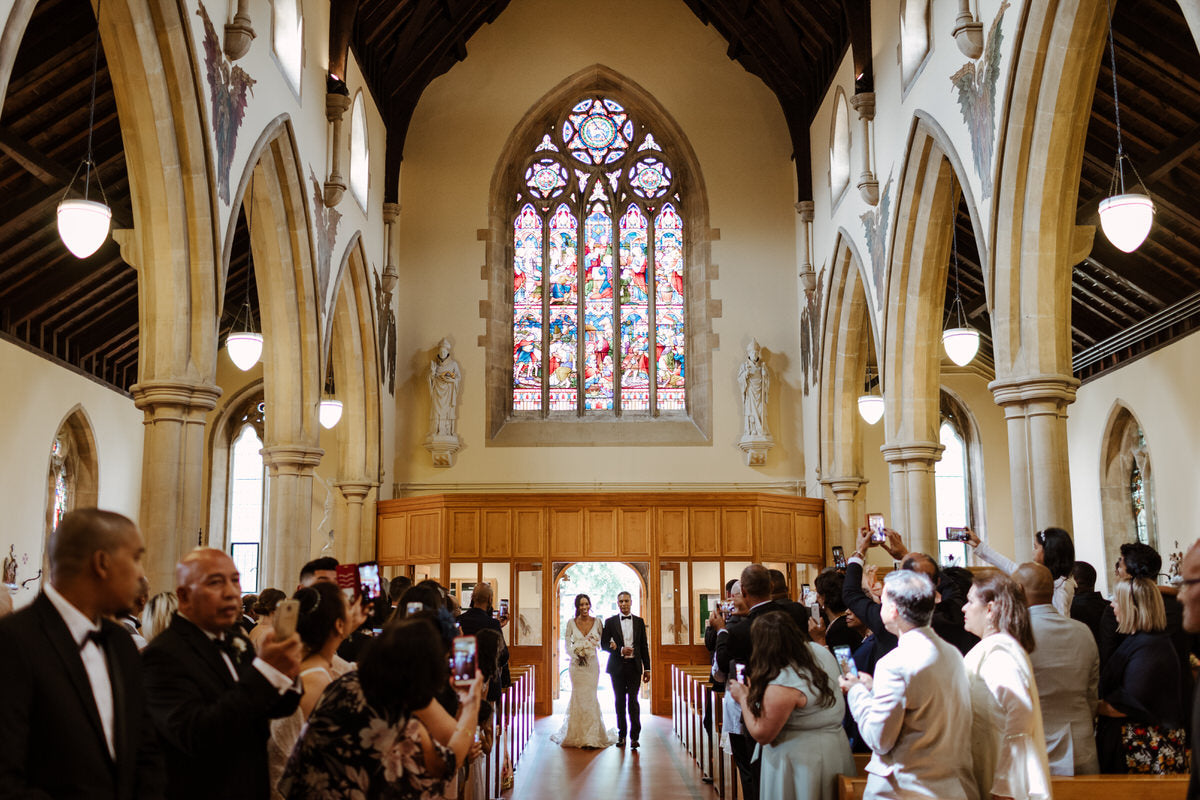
left=836, top=773, right=1189, bottom=800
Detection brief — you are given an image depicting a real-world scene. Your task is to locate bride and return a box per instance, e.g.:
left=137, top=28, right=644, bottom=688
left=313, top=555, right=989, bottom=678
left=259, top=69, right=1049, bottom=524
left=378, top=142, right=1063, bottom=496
left=551, top=594, right=616, bottom=748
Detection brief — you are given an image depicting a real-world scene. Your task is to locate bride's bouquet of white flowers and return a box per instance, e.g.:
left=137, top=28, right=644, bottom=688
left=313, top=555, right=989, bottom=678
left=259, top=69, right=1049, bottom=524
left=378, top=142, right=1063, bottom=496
left=573, top=646, right=590, bottom=667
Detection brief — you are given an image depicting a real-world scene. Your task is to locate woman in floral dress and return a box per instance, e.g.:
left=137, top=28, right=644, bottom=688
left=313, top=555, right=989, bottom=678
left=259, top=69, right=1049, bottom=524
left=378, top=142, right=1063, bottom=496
left=280, top=617, right=481, bottom=799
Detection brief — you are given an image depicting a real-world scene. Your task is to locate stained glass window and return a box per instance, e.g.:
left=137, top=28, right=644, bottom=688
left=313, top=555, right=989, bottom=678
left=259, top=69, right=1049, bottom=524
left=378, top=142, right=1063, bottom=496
left=1131, top=460, right=1148, bottom=545
left=50, top=436, right=69, bottom=531
left=511, top=95, right=685, bottom=415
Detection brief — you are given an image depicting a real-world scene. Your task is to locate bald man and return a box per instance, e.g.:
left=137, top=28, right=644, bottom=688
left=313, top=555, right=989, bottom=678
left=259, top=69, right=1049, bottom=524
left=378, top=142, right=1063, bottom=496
left=143, top=548, right=302, bottom=800
left=1178, top=541, right=1200, bottom=800
left=457, top=582, right=511, bottom=702
left=1013, top=562, right=1099, bottom=775
left=0, top=508, right=164, bottom=798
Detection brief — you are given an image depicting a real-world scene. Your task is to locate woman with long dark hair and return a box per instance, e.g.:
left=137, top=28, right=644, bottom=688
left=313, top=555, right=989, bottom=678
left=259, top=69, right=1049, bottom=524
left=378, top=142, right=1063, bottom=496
left=551, top=593, right=615, bottom=748
left=727, top=610, right=854, bottom=799
left=961, top=570, right=1051, bottom=799
left=965, top=527, right=1077, bottom=615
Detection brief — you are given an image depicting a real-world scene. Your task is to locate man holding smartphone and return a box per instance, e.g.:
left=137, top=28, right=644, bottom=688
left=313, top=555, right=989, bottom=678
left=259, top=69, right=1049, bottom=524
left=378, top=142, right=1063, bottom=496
left=456, top=582, right=511, bottom=702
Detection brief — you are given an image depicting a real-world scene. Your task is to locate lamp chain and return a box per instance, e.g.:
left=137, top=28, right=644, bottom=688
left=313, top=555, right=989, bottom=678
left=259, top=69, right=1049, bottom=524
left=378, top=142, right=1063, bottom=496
left=242, top=174, right=255, bottom=331
left=1104, top=0, right=1126, bottom=193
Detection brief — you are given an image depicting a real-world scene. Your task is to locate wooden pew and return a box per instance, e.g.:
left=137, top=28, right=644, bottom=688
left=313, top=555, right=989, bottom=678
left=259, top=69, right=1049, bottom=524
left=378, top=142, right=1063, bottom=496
left=836, top=773, right=1189, bottom=800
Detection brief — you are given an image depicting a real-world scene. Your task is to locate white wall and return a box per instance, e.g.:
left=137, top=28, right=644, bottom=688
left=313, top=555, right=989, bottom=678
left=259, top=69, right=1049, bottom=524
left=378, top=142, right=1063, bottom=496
left=0, top=339, right=144, bottom=607
left=391, top=0, right=803, bottom=489
left=1068, top=332, right=1200, bottom=595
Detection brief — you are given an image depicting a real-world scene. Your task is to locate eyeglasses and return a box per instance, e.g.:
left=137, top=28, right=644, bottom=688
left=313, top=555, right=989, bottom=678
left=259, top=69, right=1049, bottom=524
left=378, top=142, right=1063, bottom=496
left=1179, top=577, right=1200, bottom=588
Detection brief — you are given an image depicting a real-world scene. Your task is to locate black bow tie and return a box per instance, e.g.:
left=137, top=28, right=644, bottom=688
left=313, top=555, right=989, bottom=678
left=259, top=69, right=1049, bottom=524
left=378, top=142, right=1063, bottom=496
left=80, top=628, right=108, bottom=650
left=621, top=615, right=632, bottom=620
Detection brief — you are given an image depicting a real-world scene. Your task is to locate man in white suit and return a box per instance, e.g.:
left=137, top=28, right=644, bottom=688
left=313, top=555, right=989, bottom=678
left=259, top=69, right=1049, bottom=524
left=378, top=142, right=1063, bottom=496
left=840, top=569, right=976, bottom=800
left=1014, top=562, right=1100, bottom=775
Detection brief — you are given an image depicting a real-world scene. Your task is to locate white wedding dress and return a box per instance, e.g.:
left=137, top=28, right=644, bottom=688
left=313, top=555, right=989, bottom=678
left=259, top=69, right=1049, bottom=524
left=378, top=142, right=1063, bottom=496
left=551, top=616, right=616, bottom=748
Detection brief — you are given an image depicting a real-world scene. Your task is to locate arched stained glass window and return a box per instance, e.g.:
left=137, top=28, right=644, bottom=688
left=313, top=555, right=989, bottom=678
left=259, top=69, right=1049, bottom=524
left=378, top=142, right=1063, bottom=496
left=50, top=435, right=70, bottom=531
left=1131, top=428, right=1149, bottom=545
left=511, top=96, right=685, bottom=416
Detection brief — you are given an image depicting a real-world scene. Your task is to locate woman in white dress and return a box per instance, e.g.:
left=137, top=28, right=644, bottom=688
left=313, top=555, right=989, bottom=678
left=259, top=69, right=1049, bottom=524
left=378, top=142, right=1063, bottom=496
left=551, top=593, right=615, bottom=748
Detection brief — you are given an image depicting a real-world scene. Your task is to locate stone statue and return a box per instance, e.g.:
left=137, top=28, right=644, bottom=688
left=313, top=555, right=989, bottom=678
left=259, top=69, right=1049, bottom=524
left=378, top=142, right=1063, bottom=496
left=2, top=544, right=16, bottom=586
left=429, top=338, right=461, bottom=437
left=737, top=338, right=775, bottom=466
left=738, top=339, right=770, bottom=437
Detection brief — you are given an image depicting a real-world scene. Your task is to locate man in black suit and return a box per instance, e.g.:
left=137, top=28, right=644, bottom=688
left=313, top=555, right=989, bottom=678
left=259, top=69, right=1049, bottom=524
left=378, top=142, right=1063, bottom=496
left=143, top=548, right=302, bottom=800
left=600, top=590, right=650, bottom=749
left=1178, top=541, right=1200, bottom=800
left=0, top=507, right=164, bottom=798
left=1069, top=561, right=1108, bottom=644
left=457, top=582, right=511, bottom=702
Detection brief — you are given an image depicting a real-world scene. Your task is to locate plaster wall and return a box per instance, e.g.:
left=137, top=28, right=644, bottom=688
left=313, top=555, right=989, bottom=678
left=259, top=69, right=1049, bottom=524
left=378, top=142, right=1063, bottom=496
left=0, top=339, right=144, bottom=607
left=390, top=0, right=802, bottom=489
left=1067, top=332, right=1200, bottom=596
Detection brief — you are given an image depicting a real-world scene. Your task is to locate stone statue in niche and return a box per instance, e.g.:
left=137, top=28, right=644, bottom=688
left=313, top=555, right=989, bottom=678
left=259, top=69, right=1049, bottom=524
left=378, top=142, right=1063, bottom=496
left=737, top=338, right=775, bottom=467
left=424, top=337, right=462, bottom=467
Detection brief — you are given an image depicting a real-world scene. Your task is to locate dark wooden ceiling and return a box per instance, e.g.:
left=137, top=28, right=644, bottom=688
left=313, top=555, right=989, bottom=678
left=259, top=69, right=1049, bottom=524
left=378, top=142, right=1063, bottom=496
left=1, top=0, right=1196, bottom=395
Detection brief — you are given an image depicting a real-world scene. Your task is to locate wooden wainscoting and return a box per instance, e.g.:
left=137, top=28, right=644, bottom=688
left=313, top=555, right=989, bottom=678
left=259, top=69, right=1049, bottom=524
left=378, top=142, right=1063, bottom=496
left=377, top=492, right=825, bottom=715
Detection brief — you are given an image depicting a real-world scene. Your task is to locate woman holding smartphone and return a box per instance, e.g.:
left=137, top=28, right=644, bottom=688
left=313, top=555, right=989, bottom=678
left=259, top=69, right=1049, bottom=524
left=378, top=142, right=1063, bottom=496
left=961, top=571, right=1051, bottom=800
left=727, top=611, right=854, bottom=800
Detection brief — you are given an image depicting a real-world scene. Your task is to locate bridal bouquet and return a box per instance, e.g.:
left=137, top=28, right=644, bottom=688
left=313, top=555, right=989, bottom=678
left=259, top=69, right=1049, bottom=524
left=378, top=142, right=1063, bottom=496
left=574, top=646, right=590, bottom=667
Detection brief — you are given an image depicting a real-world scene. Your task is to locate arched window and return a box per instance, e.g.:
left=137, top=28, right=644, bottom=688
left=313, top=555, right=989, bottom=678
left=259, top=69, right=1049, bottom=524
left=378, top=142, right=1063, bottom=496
left=899, top=0, right=932, bottom=89
left=1101, top=404, right=1155, bottom=572
left=935, top=419, right=968, bottom=533
left=272, top=0, right=303, bottom=96
left=349, top=92, right=369, bottom=209
left=209, top=389, right=267, bottom=591
left=43, top=407, right=99, bottom=575
left=511, top=95, right=685, bottom=416
left=935, top=389, right=986, bottom=566
left=1131, top=458, right=1148, bottom=544
left=829, top=90, right=851, bottom=202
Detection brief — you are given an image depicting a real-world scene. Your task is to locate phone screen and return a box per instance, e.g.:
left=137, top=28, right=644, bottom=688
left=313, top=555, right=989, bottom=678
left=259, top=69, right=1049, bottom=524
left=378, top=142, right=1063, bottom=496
left=335, top=564, right=360, bottom=600
left=734, top=662, right=746, bottom=684
left=945, top=527, right=969, bottom=542
left=358, top=562, right=382, bottom=601
left=867, top=513, right=886, bottom=543
left=832, top=545, right=847, bottom=570
left=274, top=599, right=300, bottom=639
left=833, top=645, right=858, bottom=678
left=500, top=599, right=509, bottom=617
left=451, top=635, right=477, bottom=686
left=406, top=601, right=423, bottom=616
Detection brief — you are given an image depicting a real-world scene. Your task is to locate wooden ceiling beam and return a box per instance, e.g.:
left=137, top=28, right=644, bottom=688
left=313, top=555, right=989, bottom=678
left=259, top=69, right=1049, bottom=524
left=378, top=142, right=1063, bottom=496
left=1079, top=255, right=1166, bottom=309
left=383, top=0, right=437, bottom=86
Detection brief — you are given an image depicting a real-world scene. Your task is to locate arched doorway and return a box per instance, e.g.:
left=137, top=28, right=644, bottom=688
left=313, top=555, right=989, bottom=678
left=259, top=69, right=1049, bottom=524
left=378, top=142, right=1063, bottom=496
left=552, top=561, right=648, bottom=714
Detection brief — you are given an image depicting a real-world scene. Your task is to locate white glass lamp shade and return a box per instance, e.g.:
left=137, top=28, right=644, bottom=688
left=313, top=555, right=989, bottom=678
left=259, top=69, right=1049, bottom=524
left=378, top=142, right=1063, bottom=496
left=857, top=394, right=885, bottom=425
left=57, top=198, right=112, bottom=258
left=942, top=327, right=981, bottom=367
left=1098, top=193, right=1155, bottom=253
left=225, top=331, right=264, bottom=370
left=319, top=398, right=344, bottom=429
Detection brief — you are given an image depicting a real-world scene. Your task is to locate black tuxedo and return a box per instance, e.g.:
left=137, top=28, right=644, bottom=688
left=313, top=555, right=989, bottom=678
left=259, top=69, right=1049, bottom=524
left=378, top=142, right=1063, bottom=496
left=0, top=592, right=164, bottom=799
left=456, top=606, right=512, bottom=703
left=600, top=613, right=650, bottom=741
left=142, top=613, right=300, bottom=800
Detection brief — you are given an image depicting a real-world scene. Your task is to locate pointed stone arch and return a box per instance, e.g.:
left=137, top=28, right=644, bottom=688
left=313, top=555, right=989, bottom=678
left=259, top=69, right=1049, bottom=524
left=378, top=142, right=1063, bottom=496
left=1099, top=401, right=1156, bottom=574
left=42, top=404, right=100, bottom=574
left=817, top=232, right=877, bottom=553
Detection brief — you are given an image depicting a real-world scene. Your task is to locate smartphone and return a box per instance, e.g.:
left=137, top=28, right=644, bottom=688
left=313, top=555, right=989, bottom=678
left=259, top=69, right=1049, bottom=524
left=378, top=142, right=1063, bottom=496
left=832, top=545, right=846, bottom=570
left=274, top=599, right=300, bottom=639
left=945, top=526, right=970, bottom=542
left=808, top=602, right=821, bottom=621
left=801, top=583, right=812, bottom=605
left=335, top=563, right=360, bottom=600
left=500, top=598, right=509, bottom=617
left=406, top=601, right=423, bottom=615
left=833, top=645, right=858, bottom=678
left=734, top=662, right=746, bottom=684
left=358, top=561, right=382, bottom=601
left=866, top=513, right=886, bottom=543
left=451, top=635, right=477, bottom=686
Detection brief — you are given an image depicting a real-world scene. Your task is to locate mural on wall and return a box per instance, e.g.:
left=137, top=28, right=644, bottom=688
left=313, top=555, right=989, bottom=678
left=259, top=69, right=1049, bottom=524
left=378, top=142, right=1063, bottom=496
left=309, top=171, right=343, bottom=307
left=374, top=269, right=397, bottom=395
left=196, top=1, right=256, bottom=205
left=950, top=0, right=1010, bottom=200
left=799, top=267, right=825, bottom=395
left=859, top=172, right=893, bottom=307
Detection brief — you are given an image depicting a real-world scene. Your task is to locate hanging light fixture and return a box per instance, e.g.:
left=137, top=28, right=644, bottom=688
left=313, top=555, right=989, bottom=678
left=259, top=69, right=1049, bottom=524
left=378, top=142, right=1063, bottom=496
left=1097, top=0, right=1154, bottom=253
left=57, top=0, right=112, bottom=258
left=226, top=177, right=263, bottom=370
left=318, top=369, right=343, bottom=428
left=942, top=221, right=980, bottom=367
left=857, top=366, right=885, bottom=425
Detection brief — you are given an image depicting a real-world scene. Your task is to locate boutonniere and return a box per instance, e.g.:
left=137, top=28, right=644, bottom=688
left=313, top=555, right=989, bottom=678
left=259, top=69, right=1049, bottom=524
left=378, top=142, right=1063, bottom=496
left=230, top=636, right=248, bottom=658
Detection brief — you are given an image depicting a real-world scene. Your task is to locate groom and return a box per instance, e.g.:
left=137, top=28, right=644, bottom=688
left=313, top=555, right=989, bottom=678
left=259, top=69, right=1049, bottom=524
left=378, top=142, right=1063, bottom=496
left=601, top=591, right=651, bottom=749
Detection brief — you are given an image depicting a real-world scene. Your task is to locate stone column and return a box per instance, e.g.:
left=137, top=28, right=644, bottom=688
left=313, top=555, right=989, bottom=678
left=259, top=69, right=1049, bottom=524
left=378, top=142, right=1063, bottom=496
left=880, top=441, right=944, bottom=556
left=795, top=200, right=816, bottom=291
left=335, top=480, right=376, bottom=563
left=323, top=92, right=351, bottom=207
left=131, top=380, right=222, bottom=591
left=850, top=92, right=878, bottom=206
left=261, top=444, right=324, bottom=590
left=989, top=374, right=1079, bottom=561
left=820, top=476, right=868, bottom=554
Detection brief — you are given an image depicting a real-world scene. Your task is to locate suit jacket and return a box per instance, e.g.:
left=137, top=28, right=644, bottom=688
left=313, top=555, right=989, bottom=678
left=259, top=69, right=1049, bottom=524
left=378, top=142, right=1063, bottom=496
left=142, top=613, right=300, bottom=800
left=713, top=600, right=793, bottom=676
left=0, top=592, right=164, bottom=799
left=1027, top=604, right=1099, bottom=775
left=1070, top=589, right=1108, bottom=642
left=456, top=606, right=512, bottom=701
left=846, top=626, right=977, bottom=800
left=600, top=613, right=650, bottom=675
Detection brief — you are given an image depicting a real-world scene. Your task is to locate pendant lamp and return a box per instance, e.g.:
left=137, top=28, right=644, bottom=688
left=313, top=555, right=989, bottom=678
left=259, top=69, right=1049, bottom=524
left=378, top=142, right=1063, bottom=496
left=319, top=370, right=342, bottom=428
left=942, top=222, right=980, bottom=367
left=1097, top=0, right=1154, bottom=253
left=858, top=366, right=884, bottom=425
left=58, top=0, right=111, bottom=258
left=226, top=177, right=263, bottom=370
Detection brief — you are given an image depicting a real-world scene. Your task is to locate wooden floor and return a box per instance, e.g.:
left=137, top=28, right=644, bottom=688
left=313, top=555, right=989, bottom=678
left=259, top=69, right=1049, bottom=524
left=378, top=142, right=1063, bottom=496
left=505, top=714, right=715, bottom=800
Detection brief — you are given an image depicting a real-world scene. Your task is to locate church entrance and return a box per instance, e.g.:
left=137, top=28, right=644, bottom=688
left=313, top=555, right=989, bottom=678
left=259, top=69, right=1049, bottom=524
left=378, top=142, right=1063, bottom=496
left=551, top=561, right=648, bottom=713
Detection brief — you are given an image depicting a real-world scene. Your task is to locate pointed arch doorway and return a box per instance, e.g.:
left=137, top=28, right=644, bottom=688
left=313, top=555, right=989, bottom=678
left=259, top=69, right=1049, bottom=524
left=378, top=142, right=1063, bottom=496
left=552, top=561, right=648, bottom=713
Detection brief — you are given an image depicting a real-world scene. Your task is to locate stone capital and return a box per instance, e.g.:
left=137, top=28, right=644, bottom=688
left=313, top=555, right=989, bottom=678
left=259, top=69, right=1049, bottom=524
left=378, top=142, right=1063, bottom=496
left=880, top=441, right=944, bottom=466
left=794, top=200, right=815, bottom=222
left=111, top=228, right=140, bottom=270
left=325, top=92, right=351, bottom=123
left=850, top=92, right=875, bottom=120
left=988, top=373, right=1079, bottom=407
left=334, top=480, right=376, bottom=502
left=819, top=475, right=867, bottom=499
left=261, top=445, right=325, bottom=475
left=382, top=202, right=401, bottom=225
left=131, top=380, right=222, bottom=417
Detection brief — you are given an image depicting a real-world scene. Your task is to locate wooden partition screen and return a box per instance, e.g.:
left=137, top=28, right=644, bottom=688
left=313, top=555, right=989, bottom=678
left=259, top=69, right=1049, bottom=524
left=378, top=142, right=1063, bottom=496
left=377, top=492, right=825, bottom=715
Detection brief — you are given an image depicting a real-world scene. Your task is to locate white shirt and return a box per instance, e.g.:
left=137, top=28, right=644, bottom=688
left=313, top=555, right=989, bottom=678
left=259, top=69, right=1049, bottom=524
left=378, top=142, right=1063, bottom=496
left=620, top=614, right=634, bottom=655
left=181, top=613, right=295, bottom=693
left=44, top=582, right=115, bottom=759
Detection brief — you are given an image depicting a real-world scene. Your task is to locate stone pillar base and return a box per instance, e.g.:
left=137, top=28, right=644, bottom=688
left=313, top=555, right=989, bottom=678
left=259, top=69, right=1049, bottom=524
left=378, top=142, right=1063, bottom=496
left=424, top=434, right=461, bottom=468
left=738, top=434, right=775, bottom=467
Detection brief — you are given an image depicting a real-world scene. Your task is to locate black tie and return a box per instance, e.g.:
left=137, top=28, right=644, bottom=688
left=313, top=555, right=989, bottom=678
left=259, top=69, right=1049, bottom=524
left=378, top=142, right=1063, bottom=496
left=621, top=615, right=632, bottom=620
left=80, top=628, right=108, bottom=650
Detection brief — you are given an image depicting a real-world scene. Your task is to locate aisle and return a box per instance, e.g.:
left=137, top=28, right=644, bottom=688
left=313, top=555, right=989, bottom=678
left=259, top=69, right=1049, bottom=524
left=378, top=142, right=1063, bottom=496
left=504, top=714, right=713, bottom=800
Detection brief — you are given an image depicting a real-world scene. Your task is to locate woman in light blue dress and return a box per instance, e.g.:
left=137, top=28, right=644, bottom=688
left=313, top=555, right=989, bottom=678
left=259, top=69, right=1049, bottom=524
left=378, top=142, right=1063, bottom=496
left=728, top=610, right=856, bottom=800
